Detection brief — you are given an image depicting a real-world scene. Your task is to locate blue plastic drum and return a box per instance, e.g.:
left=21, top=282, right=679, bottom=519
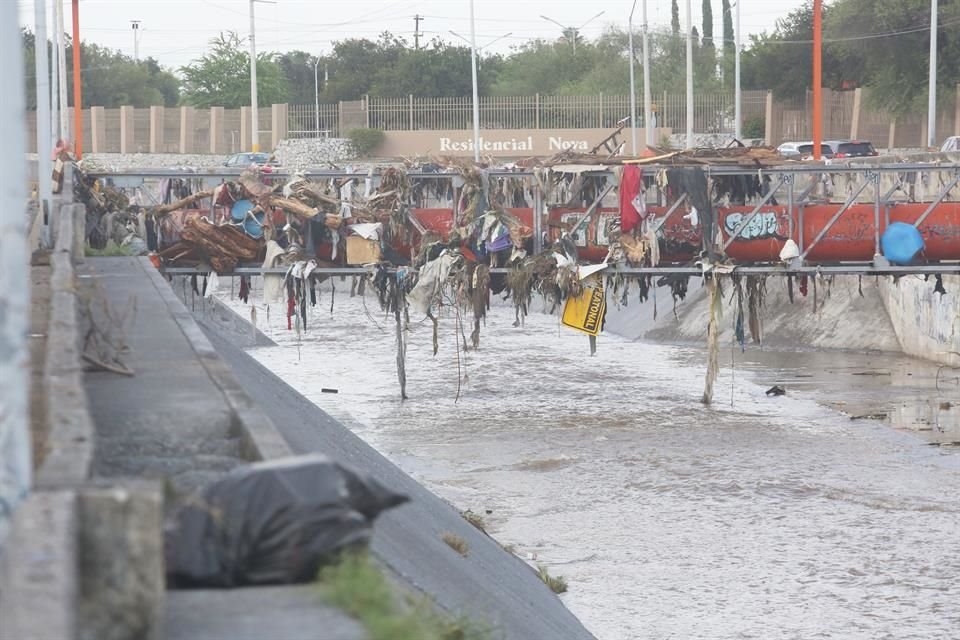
left=231, top=199, right=255, bottom=221
left=881, top=222, right=925, bottom=265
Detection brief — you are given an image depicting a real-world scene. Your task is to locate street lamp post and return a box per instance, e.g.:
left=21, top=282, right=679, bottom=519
left=642, top=0, right=652, bottom=146
left=314, top=56, right=321, bottom=137
left=131, top=20, right=141, bottom=61
left=629, top=0, right=638, bottom=155
left=540, top=12, right=605, bottom=54
left=469, top=0, right=480, bottom=162
left=928, top=0, right=938, bottom=148
left=685, top=0, right=693, bottom=149
left=735, top=0, right=742, bottom=140
left=248, top=0, right=276, bottom=152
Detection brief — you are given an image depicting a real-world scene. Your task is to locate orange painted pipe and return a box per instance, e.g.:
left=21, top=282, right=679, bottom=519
left=72, top=0, right=82, bottom=159
left=812, top=0, right=822, bottom=160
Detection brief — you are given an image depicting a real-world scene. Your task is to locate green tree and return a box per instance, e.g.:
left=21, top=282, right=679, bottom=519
left=22, top=29, right=180, bottom=108
left=180, top=32, right=287, bottom=108
left=827, top=0, right=960, bottom=115
left=722, top=0, right=734, bottom=90
left=277, top=50, right=324, bottom=105
left=671, top=0, right=681, bottom=36
left=702, top=0, right=715, bottom=70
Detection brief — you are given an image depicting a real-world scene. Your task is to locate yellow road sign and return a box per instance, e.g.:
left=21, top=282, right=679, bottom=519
left=561, top=277, right=606, bottom=336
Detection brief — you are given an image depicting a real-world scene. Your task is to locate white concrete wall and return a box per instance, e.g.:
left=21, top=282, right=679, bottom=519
left=880, top=275, right=960, bottom=367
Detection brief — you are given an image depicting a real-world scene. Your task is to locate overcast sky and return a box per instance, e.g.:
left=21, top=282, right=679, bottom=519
left=18, top=0, right=810, bottom=69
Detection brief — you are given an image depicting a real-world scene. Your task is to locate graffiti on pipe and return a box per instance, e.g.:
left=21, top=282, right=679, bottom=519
left=724, top=211, right=784, bottom=241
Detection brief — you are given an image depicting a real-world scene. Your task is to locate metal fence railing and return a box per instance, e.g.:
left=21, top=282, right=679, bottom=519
left=288, top=103, right=340, bottom=138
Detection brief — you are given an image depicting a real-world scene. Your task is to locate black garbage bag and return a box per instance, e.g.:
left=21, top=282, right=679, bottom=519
left=164, top=454, right=409, bottom=588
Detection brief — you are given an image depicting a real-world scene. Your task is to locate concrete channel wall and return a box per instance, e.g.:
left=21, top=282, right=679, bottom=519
left=880, top=275, right=960, bottom=367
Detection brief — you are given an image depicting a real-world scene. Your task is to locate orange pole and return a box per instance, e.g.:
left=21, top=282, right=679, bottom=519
left=72, top=0, right=82, bottom=159
left=812, top=0, right=822, bottom=159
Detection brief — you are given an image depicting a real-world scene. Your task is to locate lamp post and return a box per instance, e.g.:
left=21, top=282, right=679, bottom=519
left=131, top=20, right=141, bottom=61
left=449, top=29, right=512, bottom=67
left=735, top=0, right=742, bottom=140
left=685, top=0, right=693, bottom=149
left=314, top=56, right=321, bottom=137
left=629, top=0, right=638, bottom=155
left=34, top=0, right=53, bottom=245
left=248, top=0, right=276, bottom=152
left=469, top=0, right=480, bottom=162
left=642, top=0, right=652, bottom=146
left=540, top=12, right=605, bottom=54
left=928, top=0, right=938, bottom=148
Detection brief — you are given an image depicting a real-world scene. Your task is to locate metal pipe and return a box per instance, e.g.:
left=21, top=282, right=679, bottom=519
left=533, top=182, right=544, bottom=254
left=652, top=193, right=688, bottom=232
left=50, top=2, right=59, bottom=142
left=801, top=177, right=872, bottom=259
left=469, top=0, right=481, bottom=162
left=873, top=172, right=881, bottom=256
left=313, top=57, right=321, bottom=137
left=928, top=0, right=939, bottom=148
left=787, top=174, right=795, bottom=240
left=812, top=0, right=823, bottom=159
left=685, top=0, right=693, bottom=149
left=0, top=0, right=31, bottom=541
left=914, top=172, right=960, bottom=228
left=249, top=0, right=259, bottom=152
left=628, top=0, right=638, bottom=155
left=642, top=0, right=652, bottom=147
left=71, top=0, right=82, bottom=158
left=722, top=175, right=786, bottom=251
left=735, top=0, right=742, bottom=140
left=56, top=0, right=69, bottom=142
left=35, top=0, right=53, bottom=247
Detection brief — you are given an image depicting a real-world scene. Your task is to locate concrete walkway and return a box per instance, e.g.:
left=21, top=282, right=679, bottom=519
left=80, top=257, right=367, bottom=640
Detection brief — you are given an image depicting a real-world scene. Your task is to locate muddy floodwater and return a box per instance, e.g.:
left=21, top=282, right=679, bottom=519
left=215, top=281, right=960, bottom=640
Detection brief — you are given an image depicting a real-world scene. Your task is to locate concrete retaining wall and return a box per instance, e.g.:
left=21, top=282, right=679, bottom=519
left=880, top=275, right=960, bottom=367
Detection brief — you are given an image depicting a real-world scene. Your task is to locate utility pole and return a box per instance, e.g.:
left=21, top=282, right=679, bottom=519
left=685, top=0, right=693, bottom=149
left=734, top=0, right=741, bottom=140
left=0, top=0, right=31, bottom=545
left=131, top=20, right=141, bottom=61
left=812, top=0, right=822, bottom=159
left=313, top=56, right=321, bottom=137
left=72, top=0, right=82, bottom=158
left=642, top=0, right=652, bottom=146
left=469, top=0, right=480, bottom=162
left=414, top=14, right=423, bottom=50
left=34, top=0, right=53, bottom=245
left=56, top=0, right=68, bottom=142
left=928, top=0, right=938, bottom=148
left=50, top=1, right=59, bottom=143
left=249, top=0, right=259, bottom=151
left=629, top=0, right=638, bottom=155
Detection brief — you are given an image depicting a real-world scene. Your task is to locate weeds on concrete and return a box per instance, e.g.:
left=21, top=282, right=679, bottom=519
left=442, top=533, right=469, bottom=556
left=85, top=241, right=133, bottom=257
left=461, top=510, right=486, bottom=532
left=536, top=565, right=568, bottom=594
left=318, top=552, right=489, bottom=640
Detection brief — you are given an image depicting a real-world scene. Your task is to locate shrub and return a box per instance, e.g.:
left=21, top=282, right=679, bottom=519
left=348, top=128, right=386, bottom=157
left=743, top=115, right=765, bottom=140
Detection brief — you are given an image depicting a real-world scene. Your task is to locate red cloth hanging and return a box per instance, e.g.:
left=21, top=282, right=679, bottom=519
left=619, top=165, right=644, bottom=234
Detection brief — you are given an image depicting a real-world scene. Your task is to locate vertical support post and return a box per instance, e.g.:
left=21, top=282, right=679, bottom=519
left=249, top=0, right=260, bottom=152
left=642, top=0, right=652, bottom=146
left=210, top=106, right=224, bottom=154
left=149, top=105, right=164, bottom=153
left=71, top=0, right=82, bottom=158
left=120, top=105, right=134, bottom=154
left=850, top=88, right=862, bottom=139
left=180, top=106, right=196, bottom=154
left=734, top=0, right=742, bottom=140
left=888, top=119, right=897, bottom=151
left=598, top=92, right=604, bottom=128
left=56, top=0, right=69, bottom=142
left=270, top=103, right=286, bottom=149
left=954, top=84, right=960, bottom=136
left=90, top=106, right=104, bottom=153
left=873, top=171, right=882, bottom=258
left=533, top=181, right=543, bottom=255
left=812, top=0, right=823, bottom=159
left=535, top=93, right=540, bottom=129
left=685, top=0, right=693, bottom=149
left=0, top=0, right=31, bottom=540
left=240, top=106, right=251, bottom=152
left=409, top=94, right=414, bottom=130
left=928, top=0, right=939, bottom=148
left=35, top=0, right=53, bottom=246
left=628, top=0, right=638, bottom=154
left=469, top=0, right=481, bottom=162
left=764, top=91, right=774, bottom=145
left=786, top=173, right=795, bottom=241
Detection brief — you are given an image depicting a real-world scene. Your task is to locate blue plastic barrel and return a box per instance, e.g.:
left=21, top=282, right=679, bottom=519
left=881, top=222, right=924, bottom=265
